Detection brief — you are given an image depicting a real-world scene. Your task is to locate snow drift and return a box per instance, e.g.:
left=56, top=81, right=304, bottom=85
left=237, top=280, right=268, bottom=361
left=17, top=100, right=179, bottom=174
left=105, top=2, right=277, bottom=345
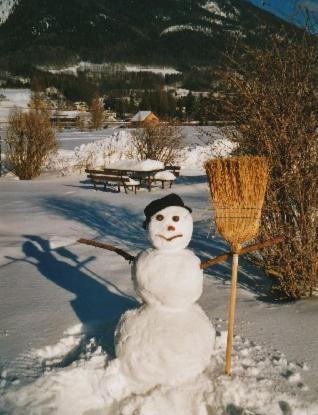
left=1, top=325, right=316, bottom=415
left=44, top=129, right=235, bottom=175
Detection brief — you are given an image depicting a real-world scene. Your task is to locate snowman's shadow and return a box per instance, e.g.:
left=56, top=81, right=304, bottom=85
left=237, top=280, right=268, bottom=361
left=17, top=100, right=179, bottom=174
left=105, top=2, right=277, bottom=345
left=16, top=234, right=138, bottom=363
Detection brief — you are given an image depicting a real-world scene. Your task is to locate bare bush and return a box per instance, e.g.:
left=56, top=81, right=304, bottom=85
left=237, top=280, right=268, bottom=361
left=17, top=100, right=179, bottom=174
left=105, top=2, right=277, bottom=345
left=220, top=32, right=318, bottom=299
left=131, top=124, right=183, bottom=164
left=6, top=108, right=58, bottom=179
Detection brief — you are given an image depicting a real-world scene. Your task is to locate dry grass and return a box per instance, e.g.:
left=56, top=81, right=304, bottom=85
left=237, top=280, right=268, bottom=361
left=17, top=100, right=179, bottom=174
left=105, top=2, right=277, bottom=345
left=205, top=156, right=268, bottom=251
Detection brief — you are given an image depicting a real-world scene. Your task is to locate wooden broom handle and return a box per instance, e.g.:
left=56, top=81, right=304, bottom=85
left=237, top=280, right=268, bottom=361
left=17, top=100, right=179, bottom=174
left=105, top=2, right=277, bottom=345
left=77, top=238, right=135, bottom=262
left=200, top=236, right=283, bottom=270
left=225, top=252, right=239, bottom=375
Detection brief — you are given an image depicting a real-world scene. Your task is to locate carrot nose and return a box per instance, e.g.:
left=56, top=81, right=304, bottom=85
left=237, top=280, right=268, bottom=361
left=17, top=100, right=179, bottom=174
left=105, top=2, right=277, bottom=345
left=167, top=225, right=175, bottom=232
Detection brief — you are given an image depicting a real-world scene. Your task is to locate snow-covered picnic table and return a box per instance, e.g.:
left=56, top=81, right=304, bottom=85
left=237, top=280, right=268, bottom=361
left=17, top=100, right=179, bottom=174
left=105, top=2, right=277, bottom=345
left=106, top=159, right=164, bottom=172
left=105, top=159, right=165, bottom=191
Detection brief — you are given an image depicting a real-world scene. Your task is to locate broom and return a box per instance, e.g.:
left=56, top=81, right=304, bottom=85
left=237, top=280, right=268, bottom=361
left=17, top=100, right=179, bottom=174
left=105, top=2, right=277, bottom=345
left=205, top=156, right=269, bottom=375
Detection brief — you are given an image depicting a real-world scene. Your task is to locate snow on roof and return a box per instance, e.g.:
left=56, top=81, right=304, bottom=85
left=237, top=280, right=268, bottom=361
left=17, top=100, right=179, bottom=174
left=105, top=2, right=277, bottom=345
left=130, top=111, right=153, bottom=122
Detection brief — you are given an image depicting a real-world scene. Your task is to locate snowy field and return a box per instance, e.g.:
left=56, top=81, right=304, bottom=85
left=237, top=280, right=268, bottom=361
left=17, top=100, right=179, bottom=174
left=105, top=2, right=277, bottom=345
left=0, top=89, right=31, bottom=125
left=0, top=129, right=318, bottom=414
left=40, top=127, right=233, bottom=177
left=55, top=126, right=223, bottom=151
left=56, top=128, right=121, bottom=151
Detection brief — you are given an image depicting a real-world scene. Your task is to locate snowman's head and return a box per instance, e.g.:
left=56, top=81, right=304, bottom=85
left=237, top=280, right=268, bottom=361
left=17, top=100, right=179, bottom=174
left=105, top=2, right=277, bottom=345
left=144, top=194, right=193, bottom=251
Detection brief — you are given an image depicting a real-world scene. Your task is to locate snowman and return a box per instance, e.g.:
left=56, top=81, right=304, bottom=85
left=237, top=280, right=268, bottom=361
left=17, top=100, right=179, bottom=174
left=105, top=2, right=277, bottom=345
left=103, top=194, right=215, bottom=406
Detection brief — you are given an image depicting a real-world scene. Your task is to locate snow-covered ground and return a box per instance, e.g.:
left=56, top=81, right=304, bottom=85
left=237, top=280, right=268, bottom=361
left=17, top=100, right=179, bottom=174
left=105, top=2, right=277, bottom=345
left=43, top=127, right=233, bottom=176
left=0, top=0, right=18, bottom=25
left=0, top=89, right=31, bottom=124
left=56, top=128, right=120, bottom=151
left=124, top=65, right=181, bottom=75
left=55, top=126, right=225, bottom=152
left=40, top=62, right=181, bottom=77
left=0, top=129, right=318, bottom=414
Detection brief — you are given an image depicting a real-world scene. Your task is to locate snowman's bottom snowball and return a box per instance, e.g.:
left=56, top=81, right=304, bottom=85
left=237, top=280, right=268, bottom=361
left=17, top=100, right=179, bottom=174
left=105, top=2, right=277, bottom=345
left=115, top=304, right=215, bottom=388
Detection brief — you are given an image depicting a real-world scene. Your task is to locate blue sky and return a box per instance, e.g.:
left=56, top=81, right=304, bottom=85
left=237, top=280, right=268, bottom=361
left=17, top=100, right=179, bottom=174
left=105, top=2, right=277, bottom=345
left=249, top=0, right=318, bottom=32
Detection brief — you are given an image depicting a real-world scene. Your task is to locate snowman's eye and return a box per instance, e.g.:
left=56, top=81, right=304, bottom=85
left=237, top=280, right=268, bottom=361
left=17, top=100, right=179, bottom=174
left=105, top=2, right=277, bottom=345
left=156, top=214, right=164, bottom=221
left=172, top=216, right=179, bottom=222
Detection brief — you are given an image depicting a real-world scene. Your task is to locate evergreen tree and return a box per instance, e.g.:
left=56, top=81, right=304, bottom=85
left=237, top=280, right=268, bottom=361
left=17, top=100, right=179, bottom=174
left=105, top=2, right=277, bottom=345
left=185, top=91, right=195, bottom=119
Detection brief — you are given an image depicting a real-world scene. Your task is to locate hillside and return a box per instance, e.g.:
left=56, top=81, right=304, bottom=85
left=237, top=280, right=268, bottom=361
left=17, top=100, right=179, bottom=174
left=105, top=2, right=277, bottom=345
left=0, top=0, right=293, bottom=73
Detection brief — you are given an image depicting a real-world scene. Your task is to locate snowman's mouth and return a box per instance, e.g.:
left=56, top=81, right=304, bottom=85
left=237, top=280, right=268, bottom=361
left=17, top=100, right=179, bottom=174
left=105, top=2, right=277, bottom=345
left=157, top=234, right=183, bottom=242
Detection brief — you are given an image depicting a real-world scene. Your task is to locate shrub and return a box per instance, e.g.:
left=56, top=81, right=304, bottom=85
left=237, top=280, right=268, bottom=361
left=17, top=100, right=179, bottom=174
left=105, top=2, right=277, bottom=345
left=131, top=123, right=183, bottom=164
left=220, top=32, right=318, bottom=299
left=6, top=108, right=58, bottom=179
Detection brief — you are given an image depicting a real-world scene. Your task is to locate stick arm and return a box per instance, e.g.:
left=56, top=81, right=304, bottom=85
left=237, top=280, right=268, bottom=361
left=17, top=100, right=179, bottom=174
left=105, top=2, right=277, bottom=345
left=78, top=238, right=136, bottom=263
left=78, top=236, right=283, bottom=269
left=200, top=236, right=284, bottom=270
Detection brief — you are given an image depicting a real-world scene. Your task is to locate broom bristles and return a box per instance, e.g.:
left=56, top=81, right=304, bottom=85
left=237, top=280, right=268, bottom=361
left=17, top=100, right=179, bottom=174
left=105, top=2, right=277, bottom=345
left=205, top=156, right=269, bottom=248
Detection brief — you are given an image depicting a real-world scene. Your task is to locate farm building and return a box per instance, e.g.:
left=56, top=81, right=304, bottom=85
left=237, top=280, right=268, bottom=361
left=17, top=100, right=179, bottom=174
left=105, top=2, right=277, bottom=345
left=130, top=111, right=159, bottom=125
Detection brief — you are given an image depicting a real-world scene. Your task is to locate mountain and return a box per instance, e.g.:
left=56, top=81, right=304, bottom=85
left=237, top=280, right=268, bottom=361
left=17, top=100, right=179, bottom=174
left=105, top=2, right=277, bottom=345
left=249, top=0, right=318, bottom=33
left=0, top=0, right=18, bottom=25
left=0, top=0, right=296, bottom=74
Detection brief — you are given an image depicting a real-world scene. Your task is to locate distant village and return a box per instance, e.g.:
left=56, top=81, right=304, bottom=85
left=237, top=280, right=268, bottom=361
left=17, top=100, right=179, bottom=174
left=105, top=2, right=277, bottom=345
left=0, top=87, right=162, bottom=129
left=0, top=84, right=229, bottom=129
left=0, top=61, right=230, bottom=128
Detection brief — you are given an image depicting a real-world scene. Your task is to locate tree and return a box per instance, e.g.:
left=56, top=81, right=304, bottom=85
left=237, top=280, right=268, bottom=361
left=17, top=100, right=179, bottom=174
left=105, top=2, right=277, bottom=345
left=6, top=108, right=58, bottom=180
left=29, top=91, right=51, bottom=114
left=90, top=93, right=104, bottom=129
left=220, top=32, right=318, bottom=299
left=194, top=94, right=215, bottom=124
left=131, top=124, right=183, bottom=164
left=185, top=91, right=195, bottom=119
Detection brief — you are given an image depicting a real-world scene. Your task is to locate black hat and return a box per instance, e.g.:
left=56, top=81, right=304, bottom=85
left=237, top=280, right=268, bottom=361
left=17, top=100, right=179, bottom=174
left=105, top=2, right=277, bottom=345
left=143, top=193, right=192, bottom=229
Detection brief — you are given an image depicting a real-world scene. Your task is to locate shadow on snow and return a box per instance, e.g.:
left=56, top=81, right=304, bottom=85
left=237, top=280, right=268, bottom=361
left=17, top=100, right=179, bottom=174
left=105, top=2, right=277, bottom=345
left=40, top=194, right=278, bottom=303
left=4, top=232, right=138, bottom=365
left=192, top=217, right=280, bottom=303
left=41, top=196, right=148, bottom=251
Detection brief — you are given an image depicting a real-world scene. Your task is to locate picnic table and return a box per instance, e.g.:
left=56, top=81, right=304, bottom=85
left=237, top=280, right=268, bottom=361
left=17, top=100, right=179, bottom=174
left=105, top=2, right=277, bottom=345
left=105, top=159, right=165, bottom=192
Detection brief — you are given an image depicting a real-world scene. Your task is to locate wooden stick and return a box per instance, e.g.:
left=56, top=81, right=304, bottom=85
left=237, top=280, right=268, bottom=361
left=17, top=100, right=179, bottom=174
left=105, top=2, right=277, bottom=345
left=77, top=238, right=135, bottom=262
left=200, top=236, right=283, bottom=270
left=78, top=236, right=283, bottom=268
left=225, top=251, right=239, bottom=375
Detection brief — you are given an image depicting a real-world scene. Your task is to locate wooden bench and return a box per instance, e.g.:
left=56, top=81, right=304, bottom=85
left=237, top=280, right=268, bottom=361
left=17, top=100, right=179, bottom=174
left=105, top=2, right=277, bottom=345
left=85, top=169, right=140, bottom=194
left=164, top=165, right=181, bottom=177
